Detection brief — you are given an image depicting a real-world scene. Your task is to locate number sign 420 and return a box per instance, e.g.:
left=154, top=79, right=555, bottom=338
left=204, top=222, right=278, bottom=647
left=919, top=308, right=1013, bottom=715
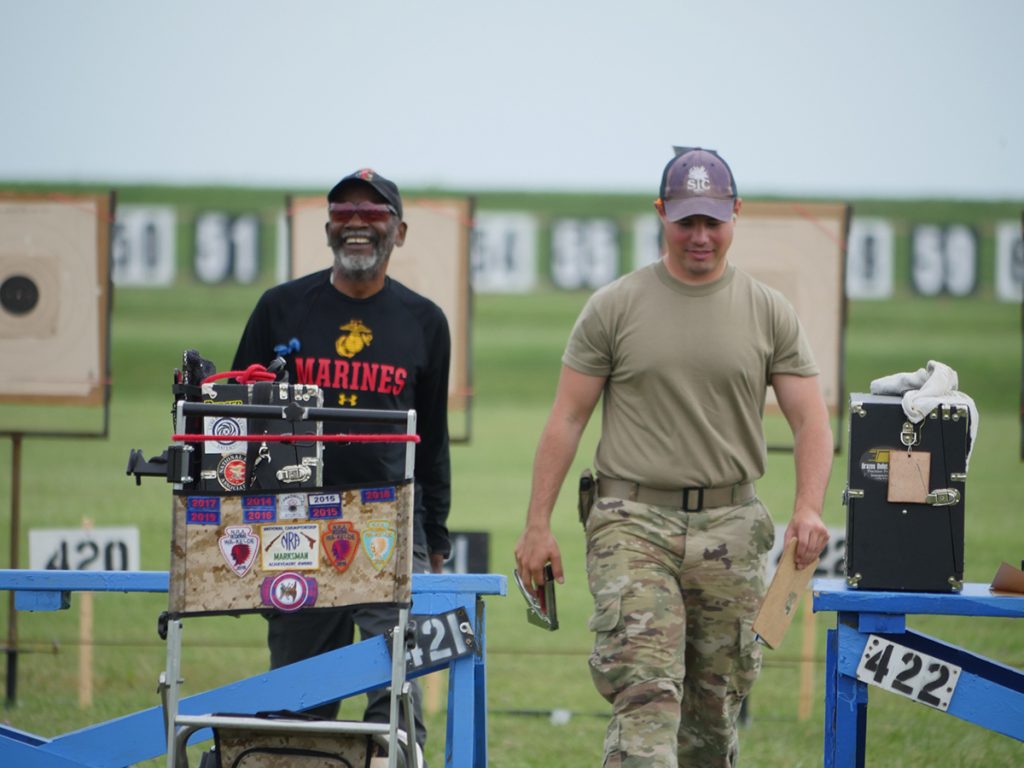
left=855, top=635, right=961, bottom=711
left=29, top=527, right=140, bottom=572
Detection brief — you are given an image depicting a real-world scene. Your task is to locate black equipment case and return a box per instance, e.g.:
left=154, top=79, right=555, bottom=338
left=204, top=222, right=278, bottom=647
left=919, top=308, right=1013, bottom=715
left=190, top=381, right=323, bottom=494
left=843, top=393, right=971, bottom=592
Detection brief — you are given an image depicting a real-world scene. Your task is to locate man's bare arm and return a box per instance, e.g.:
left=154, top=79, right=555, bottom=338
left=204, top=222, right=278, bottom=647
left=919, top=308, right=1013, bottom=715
left=514, top=365, right=605, bottom=591
left=773, top=373, right=834, bottom=569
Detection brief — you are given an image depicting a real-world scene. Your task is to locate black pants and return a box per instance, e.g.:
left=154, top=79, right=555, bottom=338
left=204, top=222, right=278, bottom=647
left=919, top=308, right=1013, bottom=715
left=266, top=548, right=430, bottom=748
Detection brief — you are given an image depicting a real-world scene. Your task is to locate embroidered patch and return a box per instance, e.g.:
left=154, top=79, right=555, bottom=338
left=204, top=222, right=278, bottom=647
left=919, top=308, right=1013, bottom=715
left=308, top=492, right=342, bottom=520
left=216, top=454, right=247, bottom=492
left=322, top=521, right=360, bottom=573
left=185, top=496, right=221, bottom=526
left=204, top=416, right=246, bottom=455
left=362, top=520, right=397, bottom=571
left=278, top=493, right=308, bottom=521
left=218, top=525, right=259, bottom=577
left=261, top=523, right=319, bottom=570
left=260, top=572, right=318, bottom=612
left=241, top=495, right=277, bottom=524
left=360, top=486, right=396, bottom=504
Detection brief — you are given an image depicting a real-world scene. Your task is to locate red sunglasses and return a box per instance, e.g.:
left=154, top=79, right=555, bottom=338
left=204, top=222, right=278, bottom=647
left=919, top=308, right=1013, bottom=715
left=328, top=202, right=396, bottom=224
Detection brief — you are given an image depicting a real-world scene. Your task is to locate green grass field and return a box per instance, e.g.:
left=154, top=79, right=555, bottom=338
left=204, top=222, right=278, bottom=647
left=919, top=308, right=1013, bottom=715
left=1, top=282, right=1023, bottom=767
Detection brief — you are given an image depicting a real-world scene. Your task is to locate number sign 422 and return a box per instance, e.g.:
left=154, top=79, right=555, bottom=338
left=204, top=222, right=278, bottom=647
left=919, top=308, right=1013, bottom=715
left=855, top=635, right=961, bottom=711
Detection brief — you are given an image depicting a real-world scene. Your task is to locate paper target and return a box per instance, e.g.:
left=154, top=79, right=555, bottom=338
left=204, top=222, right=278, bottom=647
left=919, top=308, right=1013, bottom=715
left=0, top=192, right=112, bottom=404
left=0, top=253, right=60, bottom=339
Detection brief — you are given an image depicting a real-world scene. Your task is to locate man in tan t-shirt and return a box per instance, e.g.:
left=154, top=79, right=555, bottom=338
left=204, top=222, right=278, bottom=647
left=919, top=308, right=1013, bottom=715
left=514, top=147, right=832, bottom=768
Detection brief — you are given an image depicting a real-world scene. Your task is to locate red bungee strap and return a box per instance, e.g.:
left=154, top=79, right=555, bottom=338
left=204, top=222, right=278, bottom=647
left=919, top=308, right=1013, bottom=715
left=202, top=365, right=277, bottom=384
left=172, top=433, right=420, bottom=444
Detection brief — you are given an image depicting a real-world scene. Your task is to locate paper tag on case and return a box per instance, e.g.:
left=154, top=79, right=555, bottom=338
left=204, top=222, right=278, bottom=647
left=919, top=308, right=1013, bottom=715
left=887, top=450, right=930, bottom=504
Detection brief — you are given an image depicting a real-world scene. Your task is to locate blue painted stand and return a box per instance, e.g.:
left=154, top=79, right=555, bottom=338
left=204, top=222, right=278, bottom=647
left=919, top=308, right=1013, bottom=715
left=812, top=577, right=1024, bottom=768
left=0, top=570, right=506, bottom=768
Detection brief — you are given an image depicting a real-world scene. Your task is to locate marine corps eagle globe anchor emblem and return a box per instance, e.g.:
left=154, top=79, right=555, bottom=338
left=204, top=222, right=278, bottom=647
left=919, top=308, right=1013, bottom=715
left=335, top=319, right=373, bottom=358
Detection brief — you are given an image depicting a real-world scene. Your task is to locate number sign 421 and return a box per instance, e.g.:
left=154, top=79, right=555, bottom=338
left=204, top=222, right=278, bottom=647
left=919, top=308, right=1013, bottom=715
left=389, top=608, right=476, bottom=673
left=29, top=527, right=140, bottom=571
left=855, top=635, right=961, bottom=711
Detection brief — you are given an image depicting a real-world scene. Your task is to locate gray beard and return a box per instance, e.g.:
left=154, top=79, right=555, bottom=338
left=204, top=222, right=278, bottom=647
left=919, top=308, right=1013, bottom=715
left=332, top=247, right=386, bottom=281
left=331, top=229, right=394, bottom=281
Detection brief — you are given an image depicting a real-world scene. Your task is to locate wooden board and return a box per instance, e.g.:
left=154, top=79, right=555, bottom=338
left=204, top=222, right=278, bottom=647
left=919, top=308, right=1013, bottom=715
left=730, top=201, right=848, bottom=419
left=753, top=538, right=818, bottom=649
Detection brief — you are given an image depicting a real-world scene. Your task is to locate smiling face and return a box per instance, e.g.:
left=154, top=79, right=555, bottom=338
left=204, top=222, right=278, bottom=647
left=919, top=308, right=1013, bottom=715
left=657, top=198, right=742, bottom=284
left=325, top=183, right=406, bottom=286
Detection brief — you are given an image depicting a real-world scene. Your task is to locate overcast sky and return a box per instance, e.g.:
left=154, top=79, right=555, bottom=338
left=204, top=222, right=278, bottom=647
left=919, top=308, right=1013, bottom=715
left=1, top=1, right=1021, bottom=199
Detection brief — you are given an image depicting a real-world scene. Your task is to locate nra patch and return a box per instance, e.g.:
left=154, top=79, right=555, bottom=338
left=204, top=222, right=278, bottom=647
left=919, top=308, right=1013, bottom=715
left=279, top=492, right=308, bottom=521
left=218, top=525, right=259, bottom=577
left=260, top=572, right=318, bottom=612
left=261, top=523, right=319, bottom=571
left=241, top=495, right=277, bottom=524
left=362, top=520, right=396, bottom=571
left=360, top=486, right=396, bottom=504
left=308, top=492, right=342, bottom=521
left=322, top=521, right=360, bottom=573
left=185, top=496, right=221, bottom=526
left=217, top=454, right=247, bottom=492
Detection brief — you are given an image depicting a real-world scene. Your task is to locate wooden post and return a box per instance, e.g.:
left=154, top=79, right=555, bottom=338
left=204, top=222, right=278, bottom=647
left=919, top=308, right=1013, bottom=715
left=79, top=517, right=94, bottom=709
left=422, top=670, right=445, bottom=715
left=5, top=433, right=23, bottom=706
left=797, top=589, right=816, bottom=721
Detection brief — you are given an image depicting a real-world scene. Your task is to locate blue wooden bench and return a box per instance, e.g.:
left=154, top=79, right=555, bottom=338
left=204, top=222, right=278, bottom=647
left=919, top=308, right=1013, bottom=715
left=812, top=577, right=1024, bottom=768
left=0, top=569, right=505, bottom=767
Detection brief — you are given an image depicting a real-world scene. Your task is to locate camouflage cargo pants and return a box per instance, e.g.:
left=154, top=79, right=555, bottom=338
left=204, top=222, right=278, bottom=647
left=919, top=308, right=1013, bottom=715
left=585, top=495, right=774, bottom=768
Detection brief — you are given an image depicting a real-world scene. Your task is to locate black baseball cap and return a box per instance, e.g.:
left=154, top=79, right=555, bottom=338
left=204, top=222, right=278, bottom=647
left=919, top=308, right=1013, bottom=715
left=327, top=168, right=403, bottom=219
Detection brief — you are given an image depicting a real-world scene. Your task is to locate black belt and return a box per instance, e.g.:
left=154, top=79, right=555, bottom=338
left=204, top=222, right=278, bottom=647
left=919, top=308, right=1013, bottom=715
left=596, top=477, right=756, bottom=512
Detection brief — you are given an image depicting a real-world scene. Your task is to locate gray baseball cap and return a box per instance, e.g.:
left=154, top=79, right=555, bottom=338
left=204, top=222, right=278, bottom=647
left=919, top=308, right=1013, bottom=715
left=659, top=147, right=737, bottom=222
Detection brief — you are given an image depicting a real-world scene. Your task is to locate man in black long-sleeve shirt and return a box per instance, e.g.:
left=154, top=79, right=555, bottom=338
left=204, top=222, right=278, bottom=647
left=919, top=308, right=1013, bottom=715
left=232, top=168, right=451, bottom=751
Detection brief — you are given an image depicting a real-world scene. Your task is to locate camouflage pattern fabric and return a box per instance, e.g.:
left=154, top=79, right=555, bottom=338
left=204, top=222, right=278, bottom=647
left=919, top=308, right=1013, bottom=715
left=585, top=495, right=774, bottom=768
left=168, top=481, right=413, bottom=616
left=215, top=729, right=372, bottom=767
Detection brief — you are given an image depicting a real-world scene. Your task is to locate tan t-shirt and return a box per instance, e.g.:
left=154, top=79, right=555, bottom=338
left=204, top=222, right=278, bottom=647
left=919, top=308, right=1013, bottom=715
left=563, top=260, right=818, bottom=489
